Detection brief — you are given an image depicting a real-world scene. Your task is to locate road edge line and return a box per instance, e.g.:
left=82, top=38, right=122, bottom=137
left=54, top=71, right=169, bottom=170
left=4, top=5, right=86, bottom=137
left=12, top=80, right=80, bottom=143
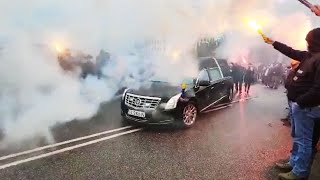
left=0, top=126, right=132, bottom=161
left=0, top=128, right=142, bottom=170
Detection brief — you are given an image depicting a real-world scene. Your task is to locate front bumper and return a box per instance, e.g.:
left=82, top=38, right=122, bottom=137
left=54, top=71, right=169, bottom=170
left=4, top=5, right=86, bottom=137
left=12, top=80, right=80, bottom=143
left=121, top=102, right=180, bottom=125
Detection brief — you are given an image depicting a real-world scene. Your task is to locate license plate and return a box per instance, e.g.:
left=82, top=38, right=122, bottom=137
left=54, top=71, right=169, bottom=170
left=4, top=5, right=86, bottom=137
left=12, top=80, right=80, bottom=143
left=128, top=109, right=146, bottom=118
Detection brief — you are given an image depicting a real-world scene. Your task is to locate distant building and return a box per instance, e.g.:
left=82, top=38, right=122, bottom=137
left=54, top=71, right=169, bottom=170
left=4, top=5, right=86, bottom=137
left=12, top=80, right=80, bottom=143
left=133, top=39, right=167, bottom=57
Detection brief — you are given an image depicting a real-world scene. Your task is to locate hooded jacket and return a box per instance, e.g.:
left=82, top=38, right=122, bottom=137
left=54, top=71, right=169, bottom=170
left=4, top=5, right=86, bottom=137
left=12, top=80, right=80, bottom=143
left=272, top=28, right=320, bottom=107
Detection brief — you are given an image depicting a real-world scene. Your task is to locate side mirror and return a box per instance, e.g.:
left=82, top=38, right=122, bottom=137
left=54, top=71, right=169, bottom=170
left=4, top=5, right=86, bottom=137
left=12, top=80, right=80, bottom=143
left=198, top=80, right=210, bottom=86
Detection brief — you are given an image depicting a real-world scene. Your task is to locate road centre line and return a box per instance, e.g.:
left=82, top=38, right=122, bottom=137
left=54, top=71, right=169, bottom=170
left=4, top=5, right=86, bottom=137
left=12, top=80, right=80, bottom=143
left=0, top=126, right=133, bottom=161
left=0, top=128, right=142, bottom=170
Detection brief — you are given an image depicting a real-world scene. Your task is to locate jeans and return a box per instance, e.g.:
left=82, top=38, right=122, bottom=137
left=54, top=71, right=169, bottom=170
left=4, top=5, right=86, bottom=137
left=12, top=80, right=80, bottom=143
left=313, top=120, right=320, bottom=151
left=289, top=103, right=320, bottom=177
left=288, top=100, right=294, bottom=127
left=289, top=101, right=297, bottom=167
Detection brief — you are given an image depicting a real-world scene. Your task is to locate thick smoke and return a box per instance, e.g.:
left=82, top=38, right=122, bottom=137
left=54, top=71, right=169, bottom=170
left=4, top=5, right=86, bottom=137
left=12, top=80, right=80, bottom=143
left=215, top=0, right=316, bottom=64
left=0, top=0, right=318, bottom=148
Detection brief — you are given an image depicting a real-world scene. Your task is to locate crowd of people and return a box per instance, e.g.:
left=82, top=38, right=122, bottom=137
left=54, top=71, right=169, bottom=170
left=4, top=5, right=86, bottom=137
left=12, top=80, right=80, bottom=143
left=57, top=49, right=110, bottom=79
left=261, top=8, right=320, bottom=178
left=224, top=7, right=320, bottom=179
left=229, top=62, right=256, bottom=95
left=259, top=62, right=286, bottom=89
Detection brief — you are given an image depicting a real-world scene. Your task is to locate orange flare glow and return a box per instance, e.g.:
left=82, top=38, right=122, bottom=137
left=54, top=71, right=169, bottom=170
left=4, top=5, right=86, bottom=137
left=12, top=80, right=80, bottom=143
left=55, top=44, right=63, bottom=53
left=171, top=50, right=181, bottom=60
left=248, top=20, right=261, bottom=31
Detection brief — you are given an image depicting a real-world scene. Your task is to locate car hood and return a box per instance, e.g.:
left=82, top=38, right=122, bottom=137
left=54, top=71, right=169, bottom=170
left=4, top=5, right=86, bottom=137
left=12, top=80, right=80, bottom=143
left=126, top=82, right=188, bottom=100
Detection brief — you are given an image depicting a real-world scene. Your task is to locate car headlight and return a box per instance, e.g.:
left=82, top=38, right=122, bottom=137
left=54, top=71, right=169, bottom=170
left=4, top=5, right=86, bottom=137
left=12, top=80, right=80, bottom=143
left=122, top=88, right=129, bottom=100
left=165, top=93, right=181, bottom=110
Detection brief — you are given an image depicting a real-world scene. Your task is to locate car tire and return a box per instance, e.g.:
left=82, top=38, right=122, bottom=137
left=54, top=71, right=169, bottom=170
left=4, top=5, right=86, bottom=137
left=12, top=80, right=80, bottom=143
left=181, top=102, right=198, bottom=128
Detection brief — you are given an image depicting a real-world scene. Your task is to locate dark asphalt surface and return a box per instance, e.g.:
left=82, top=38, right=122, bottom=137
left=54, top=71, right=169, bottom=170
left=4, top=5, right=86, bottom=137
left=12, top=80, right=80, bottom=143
left=0, top=84, right=319, bottom=180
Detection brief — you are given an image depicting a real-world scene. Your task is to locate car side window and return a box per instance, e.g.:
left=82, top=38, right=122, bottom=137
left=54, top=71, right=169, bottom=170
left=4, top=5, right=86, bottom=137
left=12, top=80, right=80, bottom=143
left=208, top=68, right=223, bottom=81
left=197, top=70, right=210, bottom=83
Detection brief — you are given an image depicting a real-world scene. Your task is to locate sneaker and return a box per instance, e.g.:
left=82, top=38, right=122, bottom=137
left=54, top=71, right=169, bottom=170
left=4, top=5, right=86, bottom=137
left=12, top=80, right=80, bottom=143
left=278, top=171, right=307, bottom=180
left=276, top=162, right=293, bottom=171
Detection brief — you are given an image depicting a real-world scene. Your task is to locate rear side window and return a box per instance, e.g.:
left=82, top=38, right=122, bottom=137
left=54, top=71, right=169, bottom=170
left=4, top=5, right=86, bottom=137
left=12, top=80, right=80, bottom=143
left=207, top=68, right=222, bottom=81
left=197, top=70, right=210, bottom=82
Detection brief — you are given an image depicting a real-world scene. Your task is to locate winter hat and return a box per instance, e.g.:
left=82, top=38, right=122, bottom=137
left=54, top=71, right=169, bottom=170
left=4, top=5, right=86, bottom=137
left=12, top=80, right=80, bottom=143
left=306, top=28, right=320, bottom=53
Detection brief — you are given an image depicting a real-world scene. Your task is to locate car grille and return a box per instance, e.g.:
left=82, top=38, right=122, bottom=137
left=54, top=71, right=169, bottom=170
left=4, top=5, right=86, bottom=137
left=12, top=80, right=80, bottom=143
left=125, top=93, right=161, bottom=110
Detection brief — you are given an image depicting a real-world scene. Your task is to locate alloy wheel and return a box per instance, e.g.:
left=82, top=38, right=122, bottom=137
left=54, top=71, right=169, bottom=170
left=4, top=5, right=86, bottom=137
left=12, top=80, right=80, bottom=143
left=182, top=104, right=197, bottom=126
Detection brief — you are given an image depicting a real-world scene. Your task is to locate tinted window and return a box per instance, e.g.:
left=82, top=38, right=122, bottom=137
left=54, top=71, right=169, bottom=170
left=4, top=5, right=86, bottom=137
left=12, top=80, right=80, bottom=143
left=197, top=70, right=210, bottom=82
left=207, top=68, right=222, bottom=81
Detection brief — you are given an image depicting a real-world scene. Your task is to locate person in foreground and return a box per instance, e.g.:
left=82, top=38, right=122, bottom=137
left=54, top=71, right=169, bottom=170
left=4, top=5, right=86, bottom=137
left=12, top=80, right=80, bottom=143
left=282, top=60, right=300, bottom=126
left=263, top=28, right=320, bottom=180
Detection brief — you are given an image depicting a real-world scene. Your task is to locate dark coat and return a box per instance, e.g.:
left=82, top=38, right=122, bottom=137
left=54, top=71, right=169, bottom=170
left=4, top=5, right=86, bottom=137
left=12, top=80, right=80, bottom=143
left=244, top=67, right=254, bottom=83
left=231, top=64, right=244, bottom=82
left=273, top=41, right=320, bottom=107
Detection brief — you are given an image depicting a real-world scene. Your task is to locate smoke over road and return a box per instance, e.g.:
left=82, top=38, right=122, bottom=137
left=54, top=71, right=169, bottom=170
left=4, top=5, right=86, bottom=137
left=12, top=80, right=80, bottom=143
left=0, top=0, right=318, bottom=148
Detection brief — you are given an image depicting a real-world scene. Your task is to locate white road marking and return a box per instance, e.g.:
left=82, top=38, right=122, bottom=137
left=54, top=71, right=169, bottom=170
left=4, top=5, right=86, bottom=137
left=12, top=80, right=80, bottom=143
left=0, top=128, right=142, bottom=170
left=0, top=126, right=133, bottom=161
left=0, top=96, right=257, bottom=169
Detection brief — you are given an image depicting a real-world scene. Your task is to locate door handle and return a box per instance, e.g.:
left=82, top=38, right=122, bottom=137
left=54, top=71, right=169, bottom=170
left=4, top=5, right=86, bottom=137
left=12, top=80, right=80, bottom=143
left=211, top=87, right=215, bottom=89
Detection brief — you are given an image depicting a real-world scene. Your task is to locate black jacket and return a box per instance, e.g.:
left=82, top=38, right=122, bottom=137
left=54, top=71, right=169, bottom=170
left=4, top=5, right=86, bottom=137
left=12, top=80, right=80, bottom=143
left=273, top=41, right=320, bottom=107
left=285, top=69, right=296, bottom=90
left=231, top=65, right=243, bottom=81
left=244, top=67, right=254, bottom=82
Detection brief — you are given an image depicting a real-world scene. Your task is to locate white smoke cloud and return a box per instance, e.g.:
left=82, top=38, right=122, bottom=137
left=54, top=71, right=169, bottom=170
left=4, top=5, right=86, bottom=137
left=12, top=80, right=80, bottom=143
left=0, top=39, right=115, bottom=148
left=0, top=0, right=319, bottom=148
left=215, top=0, right=318, bottom=64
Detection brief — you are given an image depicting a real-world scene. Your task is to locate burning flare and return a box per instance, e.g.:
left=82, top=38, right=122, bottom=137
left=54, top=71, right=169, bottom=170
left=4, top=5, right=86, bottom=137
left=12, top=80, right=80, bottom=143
left=54, top=43, right=64, bottom=53
left=248, top=20, right=261, bottom=31
left=248, top=20, right=266, bottom=38
left=171, top=50, right=181, bottom=60
left=242, top=56, right=247, bottom=64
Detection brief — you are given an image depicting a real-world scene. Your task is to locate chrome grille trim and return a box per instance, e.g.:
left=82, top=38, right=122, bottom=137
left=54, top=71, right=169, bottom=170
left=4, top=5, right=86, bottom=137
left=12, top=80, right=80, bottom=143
left=125, top=93, right=161, bottom=110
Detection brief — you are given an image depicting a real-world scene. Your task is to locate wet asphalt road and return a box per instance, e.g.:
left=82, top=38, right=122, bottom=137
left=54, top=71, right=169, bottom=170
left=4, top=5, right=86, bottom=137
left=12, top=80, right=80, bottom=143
left=0, top=84, right=319, bottom=180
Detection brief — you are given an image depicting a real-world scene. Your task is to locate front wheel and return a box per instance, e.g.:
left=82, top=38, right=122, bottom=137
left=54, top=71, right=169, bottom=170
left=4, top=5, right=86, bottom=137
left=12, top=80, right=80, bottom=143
left=182, top=102, right=198, bottom=128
